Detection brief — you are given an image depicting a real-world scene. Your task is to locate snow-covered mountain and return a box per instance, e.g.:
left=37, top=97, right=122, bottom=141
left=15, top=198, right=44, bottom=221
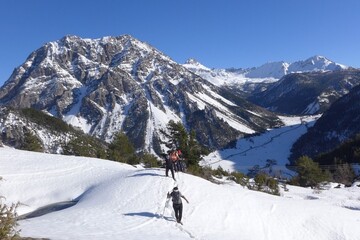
left=0, top=35, right=282, bottom=154
left=183, top=56, right=348, bottom=92
left=248, top=69, right=360, bottom=115
left=245, top=61, right=289, bottom=79
left=0, top=106, right=107, bottom=155
left=288, top=55, right=347, bottom=73
left=290, top=83, right=360, bottom=161
left=1, top=147, right=360, bottom=240
left=183, top=58, right=276, bottom=87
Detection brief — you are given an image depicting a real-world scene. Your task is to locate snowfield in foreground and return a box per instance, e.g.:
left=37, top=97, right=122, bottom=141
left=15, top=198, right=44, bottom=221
left=1, top=147, right=360, bottom=240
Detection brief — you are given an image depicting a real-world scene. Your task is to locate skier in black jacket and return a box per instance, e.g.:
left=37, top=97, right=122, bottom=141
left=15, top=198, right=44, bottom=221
left=165, top=154, right=176, bottom=181
left=167, top=186, right=189, bottom=224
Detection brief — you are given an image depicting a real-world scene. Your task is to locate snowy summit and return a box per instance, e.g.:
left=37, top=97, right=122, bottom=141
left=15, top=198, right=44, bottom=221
left=183, top=55, right=348, bottom=87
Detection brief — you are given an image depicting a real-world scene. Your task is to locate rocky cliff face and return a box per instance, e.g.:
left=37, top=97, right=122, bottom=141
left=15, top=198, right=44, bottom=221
left=290, top=84, right=360, bottom=162
left=0, top=35, right=282, bottom=154
left=248, top=69, right=360, bottom=115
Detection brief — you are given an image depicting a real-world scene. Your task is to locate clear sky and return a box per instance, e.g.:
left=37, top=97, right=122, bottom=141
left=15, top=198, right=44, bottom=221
left=0, top=0, right=359, bottom=86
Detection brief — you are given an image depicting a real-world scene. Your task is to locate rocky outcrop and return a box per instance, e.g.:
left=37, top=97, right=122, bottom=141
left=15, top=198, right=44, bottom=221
left=248, top=69, right=360, bottom=115
left=290, top=84, right=360, bottom=162
left=0, top=35, right=282, bottom=153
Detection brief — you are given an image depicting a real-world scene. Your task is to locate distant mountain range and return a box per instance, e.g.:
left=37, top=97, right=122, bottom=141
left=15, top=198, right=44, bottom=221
left=248, top=69, right=360, bottom=115
left=184, top=56, right=360, bottom=115
left=183, top=55, right=348, bottom=86
left=0, top=35, right=281, bottom=154
left=0, top=34, right=359, bottom=168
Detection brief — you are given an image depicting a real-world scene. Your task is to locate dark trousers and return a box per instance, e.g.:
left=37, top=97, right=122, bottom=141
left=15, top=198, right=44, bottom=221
left=166, top=163, right=175, bottom=180
left=173, top=203, right=183, bottom=222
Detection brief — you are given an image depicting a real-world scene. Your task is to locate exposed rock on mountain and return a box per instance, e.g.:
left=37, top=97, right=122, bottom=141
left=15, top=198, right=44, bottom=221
left=0, top=107, right=106, bottom=156
left=248, top=69, right=360, bottom=115
left=0, top=35, right=282, bottom=153
left=290, top=84, right=360, bottom=162
left=183, top=56, right=348, bottom=91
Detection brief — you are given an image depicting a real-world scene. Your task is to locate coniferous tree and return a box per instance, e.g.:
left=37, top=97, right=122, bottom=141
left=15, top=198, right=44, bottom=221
left=63, top=135, right=107, bottom=158
left=20, top=131, right=43, bottom=152
left=108, top=132, right=138, bottom=164
left=162, top=120, right=208, bottom=169
left=294, top=156, right=330, bottom=188
left=140, top=152, right=161, bottom=168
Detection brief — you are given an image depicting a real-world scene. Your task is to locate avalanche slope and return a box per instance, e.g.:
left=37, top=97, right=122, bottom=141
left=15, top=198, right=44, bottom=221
left=1, top=147, right=360, bottom=240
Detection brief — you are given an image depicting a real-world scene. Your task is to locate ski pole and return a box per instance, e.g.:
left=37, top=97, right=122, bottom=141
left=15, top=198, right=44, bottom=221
left=162, top=194, right=170, bottom=218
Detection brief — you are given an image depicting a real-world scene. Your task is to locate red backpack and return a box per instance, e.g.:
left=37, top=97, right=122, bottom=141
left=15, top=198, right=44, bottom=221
left=169, top=151, right=178, bottom=162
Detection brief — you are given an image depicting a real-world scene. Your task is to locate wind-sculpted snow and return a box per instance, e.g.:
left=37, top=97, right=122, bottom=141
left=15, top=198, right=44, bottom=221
left=1, top=148, right=360, bottom=240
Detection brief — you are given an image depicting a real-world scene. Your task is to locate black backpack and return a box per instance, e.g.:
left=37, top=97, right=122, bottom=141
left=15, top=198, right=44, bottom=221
left=171, top=191, right=182, bottom=204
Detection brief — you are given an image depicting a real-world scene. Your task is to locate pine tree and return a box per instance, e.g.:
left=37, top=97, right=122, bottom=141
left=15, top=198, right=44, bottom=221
left=108, top=132, right=138, bottom=164
left=295, top=156, right=330, bottom=188
left=162, top=120, right=208, bottom=169
left=20, top=131, right=43, bottom=152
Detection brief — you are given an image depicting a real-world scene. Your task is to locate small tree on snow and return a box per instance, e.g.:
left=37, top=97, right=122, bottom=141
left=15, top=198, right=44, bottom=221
left=0, top=177, right=20, bottom=239
left=295, top=156, right=330, bottom=188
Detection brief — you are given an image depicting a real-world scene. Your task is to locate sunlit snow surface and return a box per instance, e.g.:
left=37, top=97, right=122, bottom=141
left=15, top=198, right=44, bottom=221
left=202, top=115, right=321, bottom=176
left=1, top=147, right=360, bottom=240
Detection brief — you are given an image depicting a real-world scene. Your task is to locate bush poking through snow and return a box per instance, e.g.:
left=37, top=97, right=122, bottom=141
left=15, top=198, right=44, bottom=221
left=0, top=177, right=20, bottom=239
left=251, top=172, right=280, bottom=195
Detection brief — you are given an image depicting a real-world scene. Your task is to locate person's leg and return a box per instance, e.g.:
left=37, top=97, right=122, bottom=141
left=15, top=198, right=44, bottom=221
left=170, top=165, right=175, bottom=180
left=178, top=203, right=183, bottom=222
left=173, top=204, right=180, bottom=222
left=170, top=167, right=175, bottom=180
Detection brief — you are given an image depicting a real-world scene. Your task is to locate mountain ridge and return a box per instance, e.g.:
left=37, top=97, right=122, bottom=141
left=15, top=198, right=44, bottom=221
left=248, top=69, right=360, bottom=115
left=290, top=84, right=360, bottom=162
left=0, top=34, right=281, bottom=154
left=183, top=55, right=349, bottom=89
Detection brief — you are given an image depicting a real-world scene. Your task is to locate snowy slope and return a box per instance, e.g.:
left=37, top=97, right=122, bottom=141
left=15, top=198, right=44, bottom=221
left=202, top=115, right=322, bottom=177
left=1, top=147, right=360, bottom=240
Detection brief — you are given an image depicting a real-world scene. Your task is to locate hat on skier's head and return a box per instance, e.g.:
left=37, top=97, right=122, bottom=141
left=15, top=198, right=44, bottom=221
left=173, top=187, right=178, bottom=191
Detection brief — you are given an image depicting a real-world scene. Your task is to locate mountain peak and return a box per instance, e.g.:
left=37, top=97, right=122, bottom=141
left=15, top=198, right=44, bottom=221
left=183, top=58, right=210, bottom=71
left=185, top=58, right=200, bottom=65
left=1, top=35, right=280, bottom=154
left=288, top=55, right=347, bottom=73
left=60, top=35, right=82, bottom=43
left=304, top=55, right=332, bottom=65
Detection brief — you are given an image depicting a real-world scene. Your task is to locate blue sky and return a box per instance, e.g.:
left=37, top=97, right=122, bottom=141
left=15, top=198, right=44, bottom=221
left=0, top=0, right=359, bottom=86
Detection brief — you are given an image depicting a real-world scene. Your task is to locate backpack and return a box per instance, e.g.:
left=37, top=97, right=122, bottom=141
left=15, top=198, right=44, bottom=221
left=171, top=191, right=182, bottom=204
left=174, top=160, right=187, bottom=172
left=169, top=151, right=178, bottom=162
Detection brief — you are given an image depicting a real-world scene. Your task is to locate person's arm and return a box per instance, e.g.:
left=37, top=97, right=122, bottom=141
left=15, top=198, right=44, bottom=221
left=181, top=195, right=189, bottom=203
